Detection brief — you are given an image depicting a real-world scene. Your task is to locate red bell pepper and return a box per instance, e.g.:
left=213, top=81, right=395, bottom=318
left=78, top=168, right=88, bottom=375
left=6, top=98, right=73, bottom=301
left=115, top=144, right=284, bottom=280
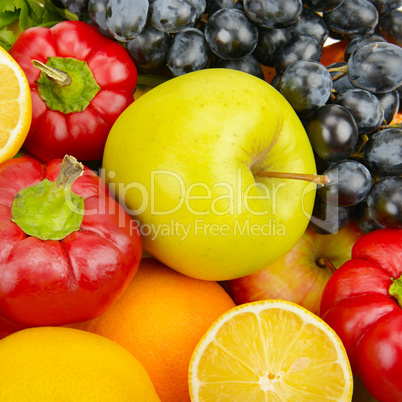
left=320, top=228, right=402, bottom=402
left=9, top=20, right=137, bottom=162
left=0, top=155, right=142, bottom=327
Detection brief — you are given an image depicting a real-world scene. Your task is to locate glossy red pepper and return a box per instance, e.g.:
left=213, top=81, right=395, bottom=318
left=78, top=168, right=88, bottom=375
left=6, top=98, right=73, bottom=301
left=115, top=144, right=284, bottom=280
left=9, top=20, right=137, bottom=162
left=0, top=155, right=142, bottom=327
left=320, top=228, right=402, bottom=402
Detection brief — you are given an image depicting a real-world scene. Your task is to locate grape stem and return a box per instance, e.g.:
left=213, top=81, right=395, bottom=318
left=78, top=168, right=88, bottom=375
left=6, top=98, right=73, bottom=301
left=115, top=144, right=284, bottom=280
left=253, top=171, right=330, bottom=186
left=328, top=65, right=348, bottom=82
left=356, top=134, right=369, bottom=154
left=380, top=122, right=402, bottom=130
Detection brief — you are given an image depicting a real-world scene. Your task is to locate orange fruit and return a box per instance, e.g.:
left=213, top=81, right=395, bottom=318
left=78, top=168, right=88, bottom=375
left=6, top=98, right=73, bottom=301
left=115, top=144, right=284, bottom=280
left=189, top=299, right=353, bottom=401
left=0, top=46, right=31, bottom=164
left=72, top=258, right=236, bottom=402
left=320, top=39, right=348, bottom=67
left=0, top=326, right=160, bottom=401
left=391, top=110, right=402, bottom=125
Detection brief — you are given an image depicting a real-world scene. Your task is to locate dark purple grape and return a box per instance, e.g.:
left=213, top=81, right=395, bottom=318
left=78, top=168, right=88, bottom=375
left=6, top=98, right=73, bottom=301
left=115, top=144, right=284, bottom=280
left=271, top=74, right=281, bottom=89
left=368, top=0, right=402, bottom=14
left=279, top=60, right=332, bottom=113
left=348, top=42, right=402, bottom=93
left=344, top=34, right=387, bottom=61
left=323, top=0, right=379, bottom=36
left=303, top=0, right=344, bottom=12
left=309, top=197, right=354, bottom=234
left=192, top=0, right=207, bottom=17
left=333, top=89, right=384, bottom=135
left=205, top=9, right=258, bottom=59
left=398, top=85, right=402, bottom=111
left=318, top=160, right=372, bottom=207
left=253, top=27, right=292, bottom=67
left=89, top=0, right=114, bottom=38
left=379, top=9, right=402, bottom=47
left=126, top=24, right=171, bottom=73
left=314, top=152, right=336, bottom=174
left=167, top=28, right=210, bottom=76
left=326, top=28, right=345, bottom=41
left=363, top=128, right=402, bottom=176
left=106, top=0, right=149, bottom=41
left=213, top=55, right=264, bottom=79
left=355, top=200, right=385, bottom=233
left=367, top=176, right=402, bottom=228
left=305, top=104, right=359, bottom=161
left=243, top=0, right=303, bottom=29
left=206, top=0, right=244, bottom=14
left=327, top=62, right=355, bottom=95
left=149, top=0, right=197, bottom=33
left=274, top=34, right=322, bottom=75
left=61, top=0, right=88, bottom=15
left=288, top=7, right=329, bottom=44
left=376, top=90, right=400, bottom=124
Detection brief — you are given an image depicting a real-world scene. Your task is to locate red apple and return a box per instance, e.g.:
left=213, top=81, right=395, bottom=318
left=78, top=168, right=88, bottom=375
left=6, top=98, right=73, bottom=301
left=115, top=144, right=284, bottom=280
left=226, top=219, right=363, bottom=316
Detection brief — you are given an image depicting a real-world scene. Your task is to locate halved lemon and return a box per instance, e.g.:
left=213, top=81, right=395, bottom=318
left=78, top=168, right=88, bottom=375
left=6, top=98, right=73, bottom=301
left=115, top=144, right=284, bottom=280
left=189, top=299, right=353, bottom=401
left=0, top=46, right=31, bottom=164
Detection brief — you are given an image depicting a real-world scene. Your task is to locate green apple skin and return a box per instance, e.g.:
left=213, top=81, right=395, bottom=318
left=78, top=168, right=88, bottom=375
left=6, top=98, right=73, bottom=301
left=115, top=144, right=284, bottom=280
left=102, top=69, right=317, bottom=281
left=226, top=220, right=364, bottom=316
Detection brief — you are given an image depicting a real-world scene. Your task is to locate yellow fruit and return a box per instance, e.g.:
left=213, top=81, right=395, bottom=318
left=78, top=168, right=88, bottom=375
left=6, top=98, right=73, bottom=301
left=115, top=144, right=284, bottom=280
left=0, top=326, right=160, bottom=402
left=103, top=68, right=317, bottom=281
left=189, top=299, right=353, bottom=401
left=72, top=258, right=236, bottom=402
left=0, top=46, right=31, bottom=164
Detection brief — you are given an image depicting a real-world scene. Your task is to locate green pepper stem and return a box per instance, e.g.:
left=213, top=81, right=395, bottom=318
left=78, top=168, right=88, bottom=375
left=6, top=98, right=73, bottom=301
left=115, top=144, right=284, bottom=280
left=389, top=276, right=402, bottom=308
left=11, top=155, right=85, bottom=241
left=52, top=155, right=84, bottom=191
left=32, top=59, right=71, bottom=86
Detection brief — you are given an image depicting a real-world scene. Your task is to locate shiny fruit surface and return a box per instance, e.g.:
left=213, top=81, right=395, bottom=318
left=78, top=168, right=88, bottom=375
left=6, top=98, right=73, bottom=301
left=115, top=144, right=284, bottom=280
left=103, top=68, right=317, bottom=281
left=0, top=326, right=160, bottom=401
left=72, top=258, right=235, bottom=402
left=227, top=219, right=363, bottom=316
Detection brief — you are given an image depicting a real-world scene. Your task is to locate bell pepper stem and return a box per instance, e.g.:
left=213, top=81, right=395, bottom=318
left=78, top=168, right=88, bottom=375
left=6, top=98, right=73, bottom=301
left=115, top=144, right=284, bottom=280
left=389, top=276, right=402, bottom=308
left=53, top=155, right=84, bottom=191
left=11, top=155, right=85, bottom=241
left=32, top=59, right=71, bottom=86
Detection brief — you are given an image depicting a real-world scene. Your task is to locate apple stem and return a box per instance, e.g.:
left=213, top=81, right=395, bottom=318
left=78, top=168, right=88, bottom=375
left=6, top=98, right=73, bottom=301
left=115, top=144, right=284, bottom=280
left=316, top=257, right=337, bottom=273
left=253, top=171, right=330, bottom=186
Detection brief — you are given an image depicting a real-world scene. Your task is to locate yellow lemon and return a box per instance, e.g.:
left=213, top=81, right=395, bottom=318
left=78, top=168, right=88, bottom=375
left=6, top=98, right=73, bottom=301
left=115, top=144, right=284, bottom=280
left=0, top=326, right=160, bottom=401
left=0, top=46, right=31, bottom=164
left=189, top=299, right=353, bottom=401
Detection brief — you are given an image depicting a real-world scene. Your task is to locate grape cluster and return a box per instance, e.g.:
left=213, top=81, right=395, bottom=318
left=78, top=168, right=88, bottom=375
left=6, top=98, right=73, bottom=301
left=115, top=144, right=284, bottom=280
left=56, top=0, right=337, bottom=78
left=58, top=0, right=402, bottom=235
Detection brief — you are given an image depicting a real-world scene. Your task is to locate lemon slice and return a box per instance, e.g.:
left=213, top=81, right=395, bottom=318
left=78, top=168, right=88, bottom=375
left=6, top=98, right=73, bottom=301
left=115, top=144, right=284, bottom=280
left=189, top=299, right=353, bottom=401
left=0, top=46, right=31, bottom=164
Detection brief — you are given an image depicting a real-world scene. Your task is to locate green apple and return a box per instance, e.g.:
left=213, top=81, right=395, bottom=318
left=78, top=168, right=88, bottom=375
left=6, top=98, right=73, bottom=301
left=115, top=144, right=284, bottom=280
left=102, top=69, right=317, bottom=281
left=226, top=219, right=364, bottom=316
